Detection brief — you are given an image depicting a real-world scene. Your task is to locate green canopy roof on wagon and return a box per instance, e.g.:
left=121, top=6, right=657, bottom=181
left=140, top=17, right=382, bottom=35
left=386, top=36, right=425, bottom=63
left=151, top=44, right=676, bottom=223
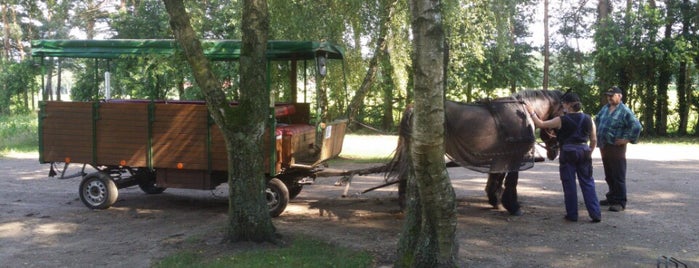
left=30, top=39, right=344, bottom=61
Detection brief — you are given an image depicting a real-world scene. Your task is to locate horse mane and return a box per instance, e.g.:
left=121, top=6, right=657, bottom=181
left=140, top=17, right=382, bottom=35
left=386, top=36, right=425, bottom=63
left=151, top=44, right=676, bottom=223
left=512, top=89, right=563, bottom=102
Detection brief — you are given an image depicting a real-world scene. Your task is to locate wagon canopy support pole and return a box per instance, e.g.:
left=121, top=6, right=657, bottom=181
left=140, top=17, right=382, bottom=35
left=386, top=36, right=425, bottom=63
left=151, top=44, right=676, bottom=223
left=268, top=58, right=277, bottom=176
left=290, top=58, right=297, bottom=103
left=40, top=57, right=45, bottom=101
left=93, top=58, right=99, bottom=100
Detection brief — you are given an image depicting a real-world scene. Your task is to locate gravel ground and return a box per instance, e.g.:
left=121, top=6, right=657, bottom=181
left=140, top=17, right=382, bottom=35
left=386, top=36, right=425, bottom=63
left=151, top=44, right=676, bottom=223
left=1, top=137, right=698, bottom=267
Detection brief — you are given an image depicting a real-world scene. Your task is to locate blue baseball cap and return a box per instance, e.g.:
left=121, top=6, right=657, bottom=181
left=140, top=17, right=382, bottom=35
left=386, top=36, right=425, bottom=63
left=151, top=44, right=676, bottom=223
left=605, top=86, right=622, bottom=96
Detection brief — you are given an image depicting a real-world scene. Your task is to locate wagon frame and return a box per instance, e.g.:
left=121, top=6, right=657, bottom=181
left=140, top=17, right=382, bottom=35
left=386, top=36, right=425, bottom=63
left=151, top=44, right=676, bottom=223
left=32, top=39, right=348, bottom=217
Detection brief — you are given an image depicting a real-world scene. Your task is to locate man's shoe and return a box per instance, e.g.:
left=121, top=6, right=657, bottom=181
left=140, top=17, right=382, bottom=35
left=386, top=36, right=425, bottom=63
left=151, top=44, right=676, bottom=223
left=600, top=199, right=610, bottom=206
left=609, top=204, right=625, bottom=212
left=591, top=218, right=601, bottom=223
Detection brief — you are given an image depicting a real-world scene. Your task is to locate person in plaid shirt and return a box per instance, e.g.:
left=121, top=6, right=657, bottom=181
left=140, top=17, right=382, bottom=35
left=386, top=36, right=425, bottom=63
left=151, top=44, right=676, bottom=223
left=594, top=86, right=642, bottom=212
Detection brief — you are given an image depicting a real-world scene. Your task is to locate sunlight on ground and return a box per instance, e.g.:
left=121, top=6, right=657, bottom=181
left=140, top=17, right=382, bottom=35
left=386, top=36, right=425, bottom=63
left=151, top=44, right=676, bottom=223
left=1, top=151, right=39, bottom=159
left=0, top=221, right=78, bottom=239
left=627, top=144, right=699, bottom=161
left=339, top=134, right=398, bottom=159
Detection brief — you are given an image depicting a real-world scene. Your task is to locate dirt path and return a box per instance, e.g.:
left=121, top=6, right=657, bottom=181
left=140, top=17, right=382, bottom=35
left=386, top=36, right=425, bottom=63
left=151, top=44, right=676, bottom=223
left=1, top=140, right=698, bottom=267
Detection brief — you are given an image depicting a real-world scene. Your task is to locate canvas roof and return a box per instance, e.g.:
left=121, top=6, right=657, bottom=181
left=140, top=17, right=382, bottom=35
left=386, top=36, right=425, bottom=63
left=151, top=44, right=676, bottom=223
left=30, top=39, right=344, bottom=61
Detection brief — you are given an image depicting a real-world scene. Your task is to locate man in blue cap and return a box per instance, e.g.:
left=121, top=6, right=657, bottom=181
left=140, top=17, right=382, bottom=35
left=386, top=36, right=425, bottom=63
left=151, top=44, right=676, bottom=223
left=594, top=86, right=642, bottom=212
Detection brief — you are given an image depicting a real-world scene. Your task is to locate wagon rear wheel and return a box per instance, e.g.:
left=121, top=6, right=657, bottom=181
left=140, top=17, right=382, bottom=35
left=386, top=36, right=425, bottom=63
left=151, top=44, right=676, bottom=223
left=79, top=172, right=118, bottom=209
left=266, top=178, right=289, bottom=217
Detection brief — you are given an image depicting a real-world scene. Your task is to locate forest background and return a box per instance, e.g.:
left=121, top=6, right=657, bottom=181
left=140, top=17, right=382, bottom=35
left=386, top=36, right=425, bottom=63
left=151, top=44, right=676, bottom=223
left=1, top=0, right=698, bottom=138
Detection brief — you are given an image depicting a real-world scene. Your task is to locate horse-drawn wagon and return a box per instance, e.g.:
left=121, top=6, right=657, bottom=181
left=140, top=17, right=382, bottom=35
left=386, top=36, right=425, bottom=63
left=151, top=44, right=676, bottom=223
left=32, top=39, right=347, bottom=217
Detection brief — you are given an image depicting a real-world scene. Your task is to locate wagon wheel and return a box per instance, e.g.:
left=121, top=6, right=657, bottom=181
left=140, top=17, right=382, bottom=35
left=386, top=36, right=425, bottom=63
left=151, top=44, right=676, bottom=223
left=266, top=178, right=289, bottom=217
left=79, top=172, right=119, bottom=209
left=135, top=169, right=166, bottom=194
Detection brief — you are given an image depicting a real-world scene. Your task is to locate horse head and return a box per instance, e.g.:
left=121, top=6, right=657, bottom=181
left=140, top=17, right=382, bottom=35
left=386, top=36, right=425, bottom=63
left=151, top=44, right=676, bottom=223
left=514, top=89, right=564, bottom=160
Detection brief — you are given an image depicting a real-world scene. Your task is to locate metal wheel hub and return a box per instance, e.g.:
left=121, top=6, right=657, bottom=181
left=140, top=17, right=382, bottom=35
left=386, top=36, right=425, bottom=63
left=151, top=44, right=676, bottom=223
left=266, top=188, right=279, bottom=208
left=84, top=180, right=107, bottom=206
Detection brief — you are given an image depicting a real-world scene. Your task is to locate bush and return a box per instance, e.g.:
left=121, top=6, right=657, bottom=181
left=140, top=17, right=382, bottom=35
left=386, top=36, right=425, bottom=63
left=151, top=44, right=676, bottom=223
left=0, top=113, right=38, bottom=153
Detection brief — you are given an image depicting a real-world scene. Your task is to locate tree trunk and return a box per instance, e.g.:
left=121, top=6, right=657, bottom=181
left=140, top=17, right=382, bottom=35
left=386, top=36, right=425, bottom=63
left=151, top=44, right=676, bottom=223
left=381, top=50, right=395, bottom=131
left=656, top=3, right=674, bottom=136
left=677, top=0, right=691, bottom=136
left=163, top=0, right=276, bottom=243
left=44, top=61, right=54, bottom=101
left=347, top=0, right=398, bottom=129
left=56, top=59, right=62, bottom=101
left=542, top=0, right=550, bottom=91
left=2, top=4, right=9, bottom=60
left=396, top=0, right=458, bottom=266
left=595, top=0, right=611, bottom=99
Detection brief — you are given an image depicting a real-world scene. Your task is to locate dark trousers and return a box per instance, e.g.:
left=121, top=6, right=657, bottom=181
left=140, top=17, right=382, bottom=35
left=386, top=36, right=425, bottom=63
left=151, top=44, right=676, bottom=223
left=559, top=144, right=601, bottom=220
left=600, top=144, right=627, bottom=207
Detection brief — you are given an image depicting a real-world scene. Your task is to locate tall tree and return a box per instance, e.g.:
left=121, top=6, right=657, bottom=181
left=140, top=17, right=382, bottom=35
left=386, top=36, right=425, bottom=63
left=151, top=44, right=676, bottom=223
left=346, top=0, right=399, bottom=129
left=543, top=0, right=550, bottom=90
left=676, top=0, right=692, bottom=135
left=655, top=0, right=677, bottom=136
left=163, top=0, right=277, bottom=242
left=396, top=0, right=457, bottom=266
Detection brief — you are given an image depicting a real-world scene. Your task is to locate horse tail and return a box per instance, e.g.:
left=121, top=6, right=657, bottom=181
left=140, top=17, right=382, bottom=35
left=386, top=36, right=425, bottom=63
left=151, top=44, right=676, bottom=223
left=384, top=104, right=413, bottom=182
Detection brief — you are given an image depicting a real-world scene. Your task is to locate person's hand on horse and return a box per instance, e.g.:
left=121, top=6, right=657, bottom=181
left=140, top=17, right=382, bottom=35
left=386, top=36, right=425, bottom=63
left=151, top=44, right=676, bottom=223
left=525, top=104, right=535, bottom=115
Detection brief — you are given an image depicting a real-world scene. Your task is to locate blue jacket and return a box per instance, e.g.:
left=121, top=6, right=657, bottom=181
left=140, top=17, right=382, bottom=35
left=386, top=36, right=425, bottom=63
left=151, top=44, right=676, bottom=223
left=594, top=102, right=642, bottom=148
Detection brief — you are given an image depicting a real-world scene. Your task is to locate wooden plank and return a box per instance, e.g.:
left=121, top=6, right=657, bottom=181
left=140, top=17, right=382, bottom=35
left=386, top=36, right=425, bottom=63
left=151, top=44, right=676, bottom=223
left=40, top=101, right=94, bottom=164
left=151, top=103, right=209, bottom=170
left=152, top=112, right=206, bottom=168
left=94, top=102, right=149, bottom=167
left=156, top=169, right=218, bottom=190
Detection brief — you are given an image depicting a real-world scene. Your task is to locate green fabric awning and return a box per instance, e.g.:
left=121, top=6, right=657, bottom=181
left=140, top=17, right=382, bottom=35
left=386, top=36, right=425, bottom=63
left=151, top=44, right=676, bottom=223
left=30, top=39, right=344, bottom=61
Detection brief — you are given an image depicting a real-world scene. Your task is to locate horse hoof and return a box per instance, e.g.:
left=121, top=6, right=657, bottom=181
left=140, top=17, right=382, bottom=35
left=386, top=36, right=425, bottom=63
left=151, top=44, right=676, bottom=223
left=509, top=209, right=524, bottom=216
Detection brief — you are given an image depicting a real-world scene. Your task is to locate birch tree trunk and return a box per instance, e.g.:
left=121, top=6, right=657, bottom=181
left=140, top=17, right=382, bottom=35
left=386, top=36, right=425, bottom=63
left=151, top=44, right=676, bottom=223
left=396, top=0, right=458, bottom=266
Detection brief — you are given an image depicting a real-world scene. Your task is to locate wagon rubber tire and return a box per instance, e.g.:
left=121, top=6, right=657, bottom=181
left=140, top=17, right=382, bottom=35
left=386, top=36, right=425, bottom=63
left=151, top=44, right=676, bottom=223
left=79, top=172, right=119, bottom=209
left=266, top=178, right=289, bottom=217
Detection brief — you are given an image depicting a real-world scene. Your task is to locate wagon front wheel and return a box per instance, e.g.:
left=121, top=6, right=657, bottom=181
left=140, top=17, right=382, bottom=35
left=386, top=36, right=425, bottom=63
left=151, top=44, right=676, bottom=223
left=266, top=178, right=289, bottom=217
left=79, top=172, right=118, bottom=209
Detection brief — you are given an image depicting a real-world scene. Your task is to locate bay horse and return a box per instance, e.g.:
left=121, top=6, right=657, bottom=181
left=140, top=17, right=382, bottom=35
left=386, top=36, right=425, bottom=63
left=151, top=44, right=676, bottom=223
left=387, top=89, right=564, bottom=215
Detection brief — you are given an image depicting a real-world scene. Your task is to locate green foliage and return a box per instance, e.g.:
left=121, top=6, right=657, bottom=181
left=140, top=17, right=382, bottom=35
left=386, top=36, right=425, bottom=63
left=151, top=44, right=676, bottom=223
left=110, top=1, right=171, bottom=39
left=0, top=60, right=39, bottom=114
left=4, top=0, right=694, bottom=136
left=445, top=0, right=540, bottom=101
left=0, top=113, right=38, bottom=154
left=153, top=235, right=374, bottom=268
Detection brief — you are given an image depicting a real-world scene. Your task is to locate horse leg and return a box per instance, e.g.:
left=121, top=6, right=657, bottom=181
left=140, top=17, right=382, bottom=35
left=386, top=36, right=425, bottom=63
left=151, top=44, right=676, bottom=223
left=485, top=173, right=505, bottom=208
left=501, top=172, right=523, bottom=216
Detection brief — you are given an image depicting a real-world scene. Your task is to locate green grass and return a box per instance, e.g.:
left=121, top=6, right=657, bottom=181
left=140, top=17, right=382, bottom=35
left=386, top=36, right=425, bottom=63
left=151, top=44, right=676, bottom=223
left=0, top=113, right=38, bottom=154
left=153, top=235, right=375, bottom=268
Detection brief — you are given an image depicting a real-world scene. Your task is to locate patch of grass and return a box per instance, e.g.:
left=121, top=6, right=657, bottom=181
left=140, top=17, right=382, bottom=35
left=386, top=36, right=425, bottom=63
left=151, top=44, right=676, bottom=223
left=0, top=113, right=38, bottom=154
left=154, top=236, right=375, bottom=268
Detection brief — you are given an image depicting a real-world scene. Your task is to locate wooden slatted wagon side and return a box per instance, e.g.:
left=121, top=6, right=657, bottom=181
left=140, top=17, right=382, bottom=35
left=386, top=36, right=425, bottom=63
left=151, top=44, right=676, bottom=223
left=32, top=39, right=347, bottom=217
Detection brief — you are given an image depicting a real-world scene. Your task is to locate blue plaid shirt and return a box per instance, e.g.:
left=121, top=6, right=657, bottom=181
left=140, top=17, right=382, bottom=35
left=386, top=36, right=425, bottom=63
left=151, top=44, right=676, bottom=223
left=594, top=102, right=642, bottom=148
